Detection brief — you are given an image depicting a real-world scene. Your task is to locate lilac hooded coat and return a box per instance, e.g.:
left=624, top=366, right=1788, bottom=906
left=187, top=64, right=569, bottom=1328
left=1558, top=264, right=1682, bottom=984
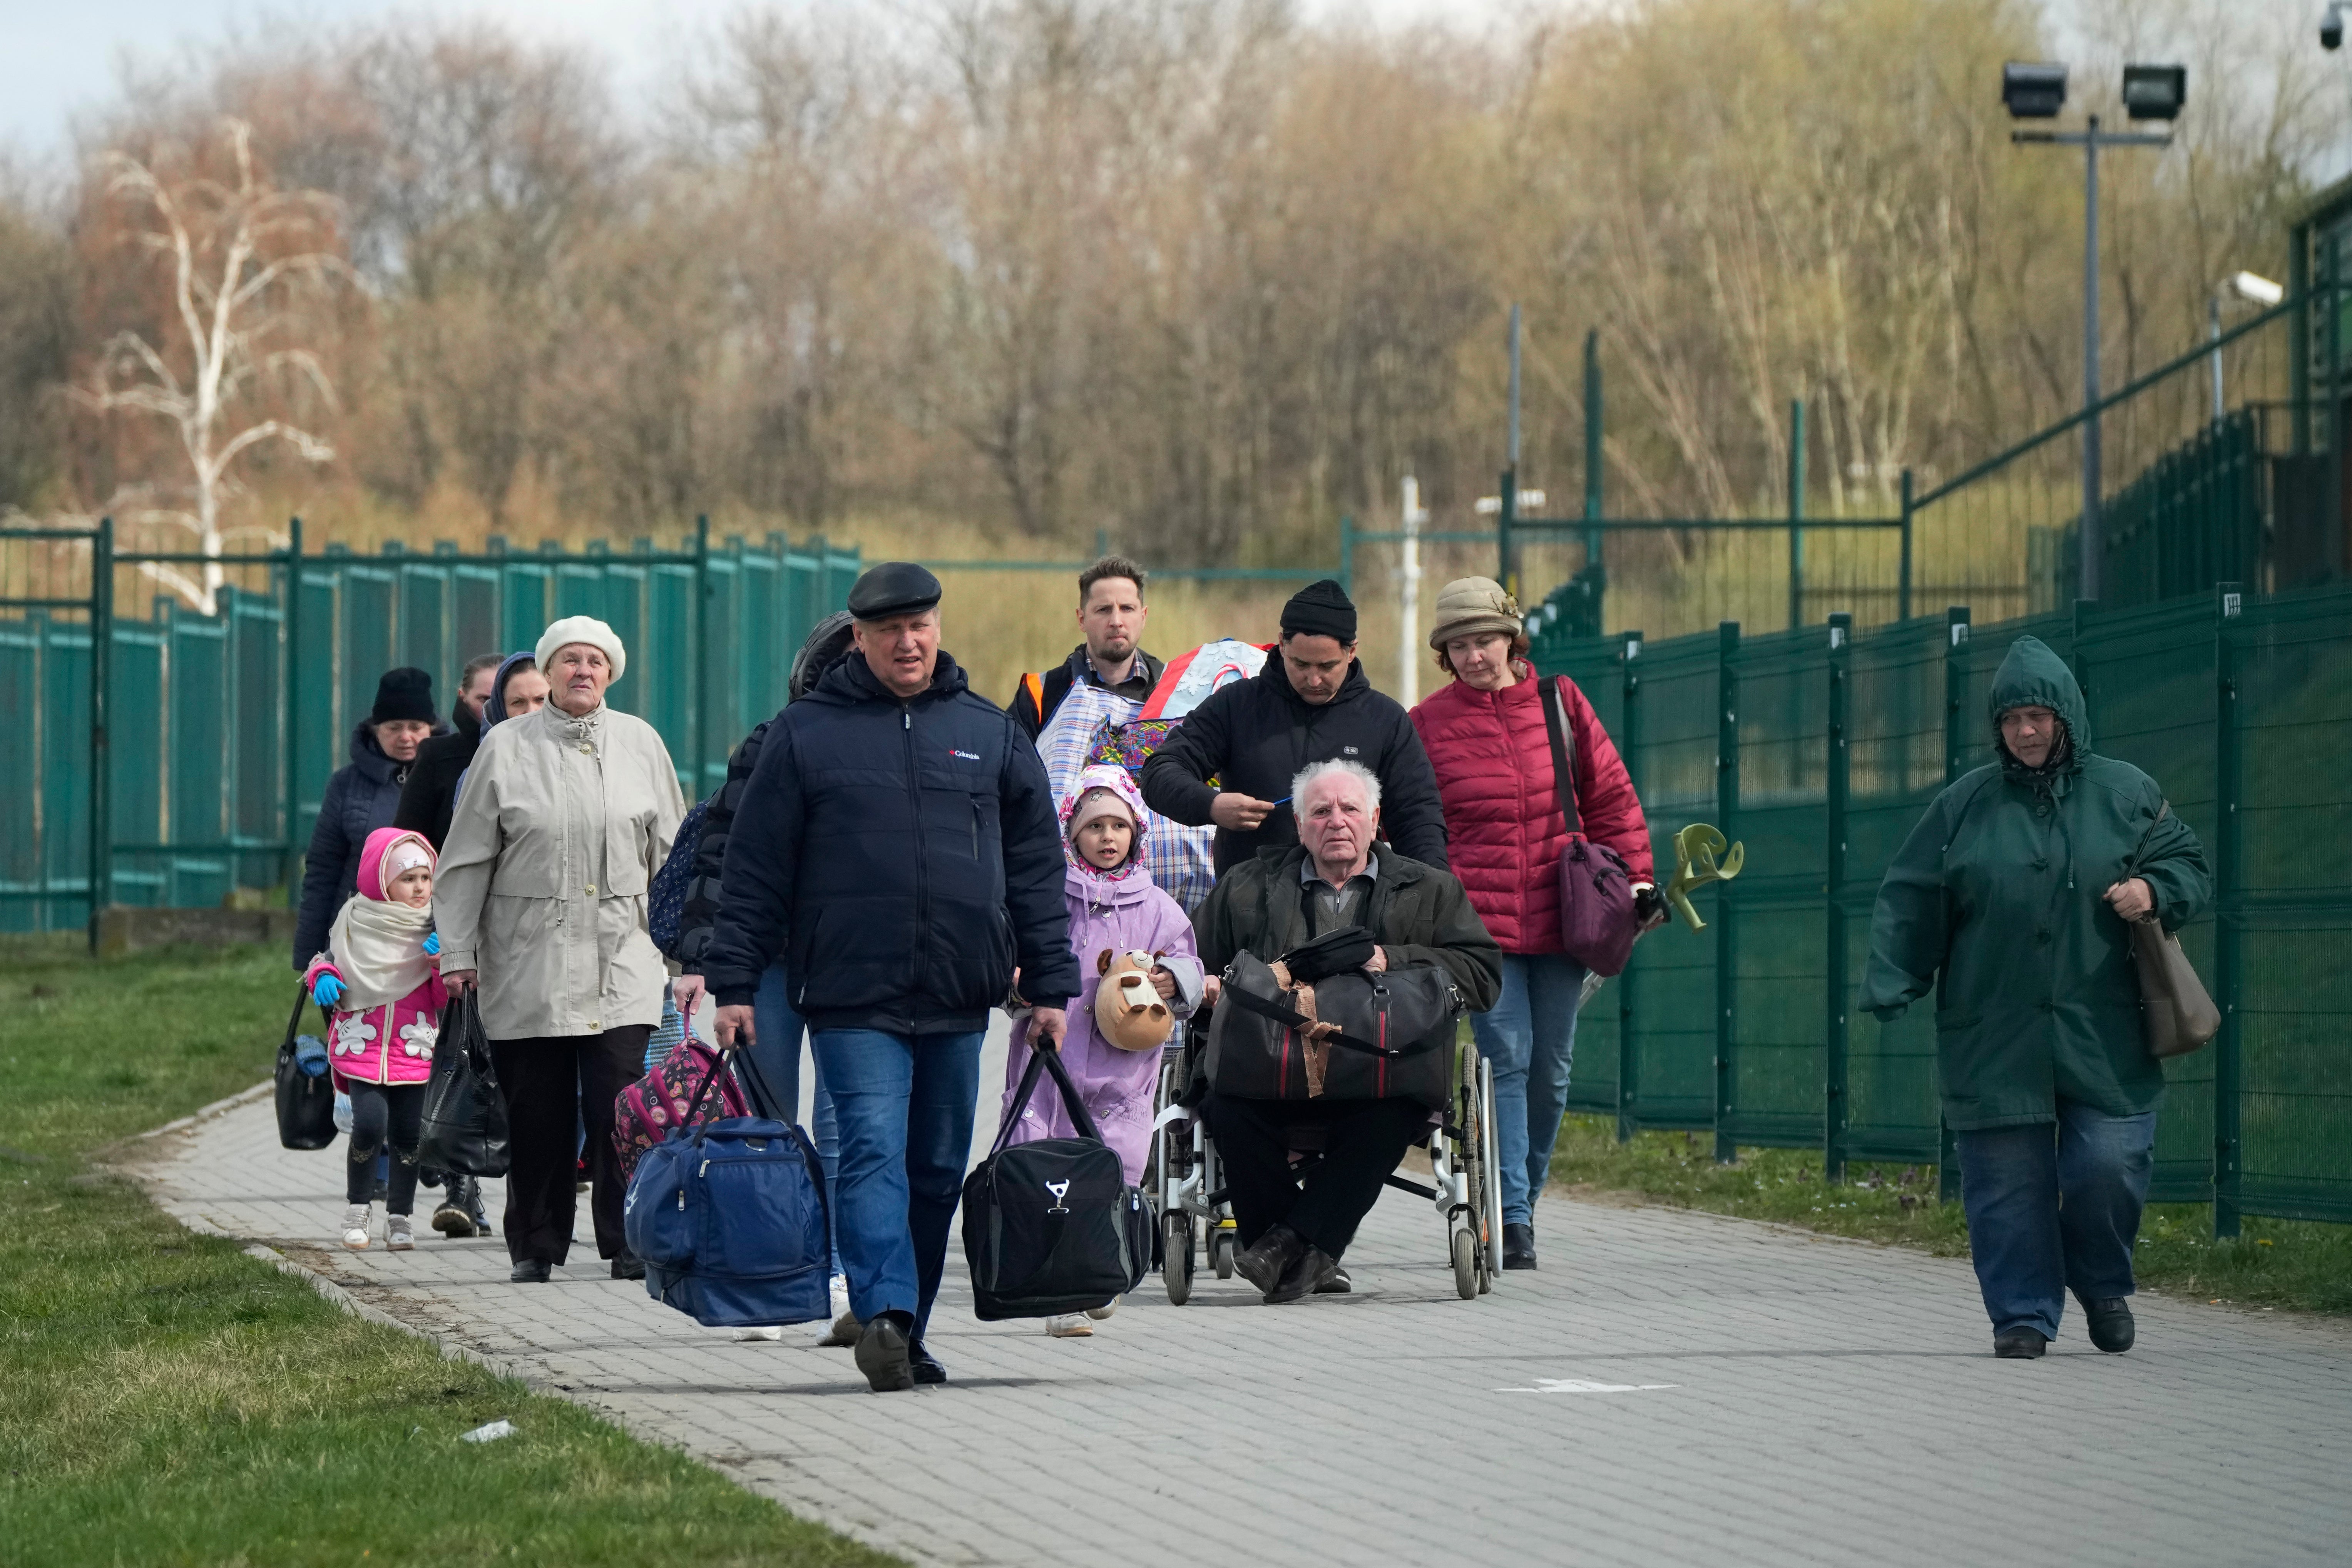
left=1001, top=766, right=1203, bottom=1185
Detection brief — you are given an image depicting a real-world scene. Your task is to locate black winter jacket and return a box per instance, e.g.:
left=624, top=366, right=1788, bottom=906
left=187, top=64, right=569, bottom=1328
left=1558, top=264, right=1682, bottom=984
left=701, top=650, right=1080, bottom=1033
left=293, top=723, right=421, bottom=969
left=670, top=715, right=775, bottom=973
left=1140, top=651, right=1449, bottom=874
left=392, top=701, right=481, bottom=851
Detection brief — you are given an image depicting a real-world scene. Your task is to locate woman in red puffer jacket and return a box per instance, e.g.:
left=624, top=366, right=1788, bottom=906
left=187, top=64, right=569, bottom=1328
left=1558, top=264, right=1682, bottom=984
left=1409, top=577, right=1653, bottom=1272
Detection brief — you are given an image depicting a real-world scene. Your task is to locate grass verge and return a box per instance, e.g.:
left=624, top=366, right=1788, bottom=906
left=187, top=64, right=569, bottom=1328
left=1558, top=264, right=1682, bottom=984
left=1548, top=1113, right=2352, bottom=1316
left=0, top=935, right=897, bottom=1567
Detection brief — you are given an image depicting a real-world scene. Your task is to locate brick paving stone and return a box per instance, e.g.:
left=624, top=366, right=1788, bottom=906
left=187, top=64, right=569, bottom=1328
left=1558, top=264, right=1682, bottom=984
left=139, top=1017, right=2352, bottom=1567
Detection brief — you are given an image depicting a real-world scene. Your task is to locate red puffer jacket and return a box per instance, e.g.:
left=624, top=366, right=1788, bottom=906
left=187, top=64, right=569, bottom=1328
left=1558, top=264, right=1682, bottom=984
left=1409, top=667, right=1651, bottom=954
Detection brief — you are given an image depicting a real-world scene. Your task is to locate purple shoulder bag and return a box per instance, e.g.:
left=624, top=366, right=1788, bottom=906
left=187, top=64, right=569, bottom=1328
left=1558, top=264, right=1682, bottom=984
left=1541, top=676, right=1638, bottom=977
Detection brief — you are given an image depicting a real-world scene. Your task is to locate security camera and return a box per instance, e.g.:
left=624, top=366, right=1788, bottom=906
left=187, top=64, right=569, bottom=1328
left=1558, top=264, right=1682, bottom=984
left=2325, top=4, right=2343, bottom=50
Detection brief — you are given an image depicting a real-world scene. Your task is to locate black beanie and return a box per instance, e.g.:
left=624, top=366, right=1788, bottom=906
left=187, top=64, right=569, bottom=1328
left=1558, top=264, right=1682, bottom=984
left=1280, top=578, right=1357, bottom=643
left=370, top=667, right=437, bottom=726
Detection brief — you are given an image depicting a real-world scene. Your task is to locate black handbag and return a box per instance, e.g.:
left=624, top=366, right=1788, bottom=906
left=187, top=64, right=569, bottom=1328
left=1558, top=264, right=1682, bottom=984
left=273, top=986, right=338, bottom=1151
left=960, top=1044, right=1152, bottom=1321
left=415, top=991, right=512, bottom=1178
left=1205, top=939, right=1464, bottom=1108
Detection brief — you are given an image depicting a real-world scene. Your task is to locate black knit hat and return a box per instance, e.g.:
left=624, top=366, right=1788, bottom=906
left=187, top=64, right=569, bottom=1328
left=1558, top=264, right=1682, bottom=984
left=1280, top=578, right=1357, bottom=643
left=369, top=667, right=438, bottom=726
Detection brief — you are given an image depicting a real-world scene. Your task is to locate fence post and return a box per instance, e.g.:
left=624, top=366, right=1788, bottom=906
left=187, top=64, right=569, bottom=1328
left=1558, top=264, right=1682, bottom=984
left=692, top=513, right=711, bottom=795
left=1788, top=400, right=1806, bottom=632
left=1497, top=467, right=1517, bottom=596
left=1713, top=619, right=1741, bottom=1164
left=1937, top=604, right=1972, bottom=1201
left=86, top=517, right=114, bottom=954
left=1823, top=611, right=1852, bottom=1183
left=1616, top=629, right=1644, bottom=1145
left=2213, top=581, right=2245, bottom=1237
left=1338, top=514, right=1355, bottom=601
left=282, top=517, right=304, bottom=896
left=1898, top=469, right=1915, bottom=623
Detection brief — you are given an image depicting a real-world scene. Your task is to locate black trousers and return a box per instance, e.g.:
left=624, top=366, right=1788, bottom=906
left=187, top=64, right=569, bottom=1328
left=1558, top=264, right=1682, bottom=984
left=1202, top=1092, right=1431, bottom=1259
left=490, top=1026, right=651, bottom=1267
left=345, top=1081, right=425, bottom=1210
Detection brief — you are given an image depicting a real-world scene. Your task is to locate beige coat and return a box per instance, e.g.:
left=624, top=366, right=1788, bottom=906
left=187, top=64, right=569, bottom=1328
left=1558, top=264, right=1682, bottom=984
left=435, top=702, right=685, bottom=1041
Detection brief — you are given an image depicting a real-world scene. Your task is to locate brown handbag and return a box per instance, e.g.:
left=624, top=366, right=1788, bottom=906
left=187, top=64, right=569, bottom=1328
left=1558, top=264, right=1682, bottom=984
left=2124, top=803, right=2220, bottom=1059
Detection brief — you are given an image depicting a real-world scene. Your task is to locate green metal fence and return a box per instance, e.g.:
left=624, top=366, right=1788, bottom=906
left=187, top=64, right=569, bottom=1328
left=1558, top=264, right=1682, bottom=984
left=1532, top=580, right=2352, bottom=1232
left=0, top=517, right=860, bottom=936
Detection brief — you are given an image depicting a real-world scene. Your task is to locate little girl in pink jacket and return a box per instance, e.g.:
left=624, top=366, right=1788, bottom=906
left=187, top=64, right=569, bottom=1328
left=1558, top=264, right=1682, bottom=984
left=303, top=827, right=448, bottom=1252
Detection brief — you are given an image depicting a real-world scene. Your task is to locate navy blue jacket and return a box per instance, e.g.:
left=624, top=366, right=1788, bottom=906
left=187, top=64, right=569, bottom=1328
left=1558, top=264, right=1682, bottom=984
left=293, top=723, right=416, bottom=969
left=702, top=649, right=1080, bottom=1034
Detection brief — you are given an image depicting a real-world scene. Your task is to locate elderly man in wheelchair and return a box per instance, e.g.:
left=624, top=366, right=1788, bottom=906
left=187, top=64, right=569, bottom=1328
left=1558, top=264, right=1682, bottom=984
left=1178, top=758, right=1503, bottom=1303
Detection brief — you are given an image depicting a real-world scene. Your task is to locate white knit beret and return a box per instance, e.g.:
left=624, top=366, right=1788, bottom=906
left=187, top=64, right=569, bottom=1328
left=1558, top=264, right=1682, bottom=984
left=535, top=615, right=627, bottom=684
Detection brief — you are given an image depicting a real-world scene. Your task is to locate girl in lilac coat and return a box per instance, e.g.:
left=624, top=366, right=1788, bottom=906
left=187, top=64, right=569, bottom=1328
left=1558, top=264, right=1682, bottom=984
left=1001, top=765, right=1204, bottom=1337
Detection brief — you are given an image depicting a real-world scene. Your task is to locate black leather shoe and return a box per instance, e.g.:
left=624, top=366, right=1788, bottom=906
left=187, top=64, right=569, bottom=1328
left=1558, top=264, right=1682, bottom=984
left=1993, top=1327, right=2048, bottom=1359
left=1503, top=1222, right=1539, bottom=1271
left=611, top=1253, right=646, bottom=1281
left=855, top=1313, right=915, bottom=1392
left=1265, top=1244, right=1341, bottom=1304
left=909, top=1341, right=947, bottom=1386
left=1233, top=1223, right=1306, bottom=1296
left=1314, top=1265, right=1352, bottom=1295
left=510, top=1259, right=552, bottom=1284
left=2078, top=1295, right=2135, bottom=1353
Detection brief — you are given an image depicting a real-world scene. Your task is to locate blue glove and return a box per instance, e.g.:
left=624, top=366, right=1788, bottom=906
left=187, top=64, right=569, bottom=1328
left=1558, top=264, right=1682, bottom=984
left=312, top=973, right=344, bottom=1009
left=423, top=932, right=441, bottom=957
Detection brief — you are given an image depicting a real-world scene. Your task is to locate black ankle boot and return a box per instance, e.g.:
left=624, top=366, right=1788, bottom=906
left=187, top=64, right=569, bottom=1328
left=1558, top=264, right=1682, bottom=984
left=2077, top=1295, right=2135, bottom=1353
left=855, top=1312, right=915, bottom=1392
left=1232, top=1224, right=1306, bottom=1296
left=1502, top=1222, right=1538, bottom=1270
left=1993, top=1327, right=2048, bottom=1358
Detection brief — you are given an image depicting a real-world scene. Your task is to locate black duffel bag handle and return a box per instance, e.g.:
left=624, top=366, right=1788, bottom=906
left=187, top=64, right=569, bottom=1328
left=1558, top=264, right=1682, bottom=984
left=1218, top=971, right=1450, bottom=1061
left=989, top=1040, right=1106, bottom=1158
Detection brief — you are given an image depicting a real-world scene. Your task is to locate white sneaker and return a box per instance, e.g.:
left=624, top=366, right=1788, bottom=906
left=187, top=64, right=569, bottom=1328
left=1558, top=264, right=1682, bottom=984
left=734, top=1325, right=785, bottom=1341
left=829, top=1273, right=851, bottom=1319
left=341, top=1203, right=371, bottom=1250
left=385, top=1214, right=414, bottom=1251
left=1044, top=1314, right=1094, bottom=1337
left=1084, top=1299, right=1118, bottom=1322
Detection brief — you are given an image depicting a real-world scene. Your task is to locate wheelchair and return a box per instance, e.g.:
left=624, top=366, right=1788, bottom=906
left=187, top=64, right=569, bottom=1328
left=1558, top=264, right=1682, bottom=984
left=1148, top=1028, right=1503, bottom=1302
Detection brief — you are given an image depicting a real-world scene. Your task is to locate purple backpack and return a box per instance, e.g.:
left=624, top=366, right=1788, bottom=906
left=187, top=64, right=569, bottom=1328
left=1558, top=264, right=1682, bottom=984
left=613, top=1030, right=748, bottom=1181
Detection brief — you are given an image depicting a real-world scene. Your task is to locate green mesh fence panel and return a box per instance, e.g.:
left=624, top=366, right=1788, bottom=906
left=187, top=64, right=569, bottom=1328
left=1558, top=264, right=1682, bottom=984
left=647, top=562, right=696, bottom=775
left=110, top=619, right=165, bottom=909
left=42, top=618, right=92, bottom=925
left=0, top=616, right=41, bottom=931
left=231, top=586, right=283, bottom=889
left=399, top=562, right=452, bottom=681
left=455, top=566, right=502, bottom=664
left=341, top=562, right=396, bottom=739
left=295, top=565, right=337, bottom=825
left=165, top=598, right=231, bottom=909
left=1534, top=633, right=1633, bottom=1117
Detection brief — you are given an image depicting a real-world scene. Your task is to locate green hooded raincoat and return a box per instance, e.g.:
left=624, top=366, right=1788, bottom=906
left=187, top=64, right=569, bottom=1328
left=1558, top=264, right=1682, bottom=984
left=1860, top=637, right=2211, bottom=1130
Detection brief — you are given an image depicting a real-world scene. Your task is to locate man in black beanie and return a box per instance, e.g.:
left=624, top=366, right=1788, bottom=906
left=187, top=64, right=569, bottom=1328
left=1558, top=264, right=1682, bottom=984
left=1142, top=578, right=1448, bottom=874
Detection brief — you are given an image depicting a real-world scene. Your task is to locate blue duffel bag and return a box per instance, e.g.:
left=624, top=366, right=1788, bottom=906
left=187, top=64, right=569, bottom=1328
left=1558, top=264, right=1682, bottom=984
left=622, top=1056, right=831, bottom=1329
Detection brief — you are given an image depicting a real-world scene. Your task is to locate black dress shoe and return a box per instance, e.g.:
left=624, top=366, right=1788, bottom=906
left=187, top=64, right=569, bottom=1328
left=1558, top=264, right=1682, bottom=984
left=1502, top=1222, right=1539, bottom=1271
left=1232, top=1223, right=1306, bottom=1296
left=855, top=1313, right=915, bottom=1392
left=611, top=1253, right=646, bottom=1281
left=1265, top=1244, right=1341, bottom=1304
left=510, top=1259, right=552, bottom=1284
left=1993, top=1327, right=2048, bottom=1359
left=2078, top=1295, right=2136, bottom=1353
left=909, top=1341, right=947, bottom=1386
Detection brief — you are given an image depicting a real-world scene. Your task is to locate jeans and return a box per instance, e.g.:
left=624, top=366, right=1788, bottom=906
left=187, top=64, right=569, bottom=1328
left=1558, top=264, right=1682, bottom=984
left=807, top=1027, right=984, bottom=1337
left=1956, top=1098, right=2157, bottom=1340
left=744, top=963, right=841, bottom=1272
left=1469, top=951, right=1587, bottom=1227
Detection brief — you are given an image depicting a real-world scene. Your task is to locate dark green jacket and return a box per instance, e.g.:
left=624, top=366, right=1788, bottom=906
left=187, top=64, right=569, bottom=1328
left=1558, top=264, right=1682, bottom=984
left=1195, top=842, right=1504, bottom=1014
left=1860, top=637, right=2211, bottom=1130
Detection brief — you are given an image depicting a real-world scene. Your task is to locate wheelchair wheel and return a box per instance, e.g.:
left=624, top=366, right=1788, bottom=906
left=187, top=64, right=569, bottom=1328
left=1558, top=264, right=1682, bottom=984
left=1210, top=1222, right=1237, bottom=1280
left=1455, top=1041, right=1490, bottom=1297
left=1165, top=1213, right=1194, bottom=1306
left=1478, top=1053, right=1502, bottom=1292
left=1450, top=1223, right=1478, bottom=1300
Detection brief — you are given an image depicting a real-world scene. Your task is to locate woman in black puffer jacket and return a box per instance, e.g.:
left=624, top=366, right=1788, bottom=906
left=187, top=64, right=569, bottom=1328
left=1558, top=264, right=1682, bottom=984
left=292, top=669, right=442, bottom=972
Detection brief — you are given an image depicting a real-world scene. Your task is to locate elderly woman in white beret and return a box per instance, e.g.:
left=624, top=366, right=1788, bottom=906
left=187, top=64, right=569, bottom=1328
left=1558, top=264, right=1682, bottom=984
left=435, top=616, right=686, bottom=1284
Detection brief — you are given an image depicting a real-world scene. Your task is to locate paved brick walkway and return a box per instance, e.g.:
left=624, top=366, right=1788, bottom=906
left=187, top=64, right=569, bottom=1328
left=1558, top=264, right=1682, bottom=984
left=141, top=1022, right=2352, bottom=1567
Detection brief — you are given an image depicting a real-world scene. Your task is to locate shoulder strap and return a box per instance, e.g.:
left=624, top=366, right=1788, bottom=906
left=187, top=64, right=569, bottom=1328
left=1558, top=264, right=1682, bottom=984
left=1540, top=676, right=1584, bottom=836
left=990, top=1041, right=1107, bottom=1156
left=1219, top=976, right=1447, bottom=1060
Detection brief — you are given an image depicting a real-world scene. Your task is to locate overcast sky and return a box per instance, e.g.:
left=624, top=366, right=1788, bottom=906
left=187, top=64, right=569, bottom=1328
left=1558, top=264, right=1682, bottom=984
left=2, top=0, right=1498, bottom=167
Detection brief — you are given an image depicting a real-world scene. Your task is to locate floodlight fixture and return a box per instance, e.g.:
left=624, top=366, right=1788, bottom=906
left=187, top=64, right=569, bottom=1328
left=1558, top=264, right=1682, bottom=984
left=2002, top=62, right=2068, bottom=119
left=2121, top=64, right=2186, bottom=121
left=2229, top=271, right=2285, bottom=307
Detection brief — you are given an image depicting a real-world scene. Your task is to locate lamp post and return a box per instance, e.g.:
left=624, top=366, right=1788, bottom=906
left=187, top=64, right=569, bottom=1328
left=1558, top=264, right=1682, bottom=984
left=2209, top=271, right=2285, bottom=422
left=2005, top=62, right=2182, bottom=602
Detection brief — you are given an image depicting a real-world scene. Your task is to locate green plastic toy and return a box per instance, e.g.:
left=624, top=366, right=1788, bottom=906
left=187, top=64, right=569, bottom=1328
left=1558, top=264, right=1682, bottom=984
left=1664, top=823, right=1745, bottom=932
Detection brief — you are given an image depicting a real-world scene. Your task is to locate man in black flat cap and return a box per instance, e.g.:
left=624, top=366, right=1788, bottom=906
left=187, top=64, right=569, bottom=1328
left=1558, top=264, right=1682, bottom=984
left=704, top=561, right=1078, bottom=1394
left=1141, top=578, right=1449, bottom=874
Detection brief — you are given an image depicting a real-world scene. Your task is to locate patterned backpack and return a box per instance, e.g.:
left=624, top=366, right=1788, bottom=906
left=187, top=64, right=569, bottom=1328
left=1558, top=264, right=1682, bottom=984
left=613, top=1027, right=748, bottom=1181
left=647, top=793, right=713, bottom=959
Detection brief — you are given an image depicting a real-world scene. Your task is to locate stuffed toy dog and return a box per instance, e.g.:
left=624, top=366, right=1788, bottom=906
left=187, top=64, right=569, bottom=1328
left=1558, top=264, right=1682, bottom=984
left=1094, top=948, right=1174, bottom=1052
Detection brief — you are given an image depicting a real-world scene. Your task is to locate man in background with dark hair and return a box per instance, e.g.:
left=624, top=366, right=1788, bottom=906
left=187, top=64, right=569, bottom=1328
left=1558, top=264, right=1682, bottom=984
left=1009, top=554, right=1166, bottom=740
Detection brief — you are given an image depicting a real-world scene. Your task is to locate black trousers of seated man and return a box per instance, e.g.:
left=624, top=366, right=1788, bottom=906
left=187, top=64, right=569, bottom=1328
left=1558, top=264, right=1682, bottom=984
left=490, top=1026, right=652, bottom=1268
left=1202, top=1092, right=1432, bottom=1259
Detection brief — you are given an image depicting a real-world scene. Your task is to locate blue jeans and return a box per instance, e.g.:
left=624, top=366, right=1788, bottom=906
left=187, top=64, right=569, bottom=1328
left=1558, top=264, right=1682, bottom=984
left=807, top=1027, right=984, bottom=1337
left=1470, top=952, right=1587, bottom=1227
left=1956, top=1099, right=2156, bottom=1340
left=744, top=964, right=841, bottom=1273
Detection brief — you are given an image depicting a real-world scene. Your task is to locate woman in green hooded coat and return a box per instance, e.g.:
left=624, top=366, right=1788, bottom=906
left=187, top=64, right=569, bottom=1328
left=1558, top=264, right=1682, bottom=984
left=1862, top=636, right=2210, bottom=1359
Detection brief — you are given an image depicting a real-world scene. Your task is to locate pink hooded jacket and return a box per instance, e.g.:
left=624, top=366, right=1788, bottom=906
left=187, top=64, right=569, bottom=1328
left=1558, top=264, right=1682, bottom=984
left=302, top=827, right=450, bottom=1089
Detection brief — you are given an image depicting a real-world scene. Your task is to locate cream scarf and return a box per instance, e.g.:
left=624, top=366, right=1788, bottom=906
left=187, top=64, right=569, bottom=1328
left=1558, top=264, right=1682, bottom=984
left=328, top=895, right=438, bottom=1009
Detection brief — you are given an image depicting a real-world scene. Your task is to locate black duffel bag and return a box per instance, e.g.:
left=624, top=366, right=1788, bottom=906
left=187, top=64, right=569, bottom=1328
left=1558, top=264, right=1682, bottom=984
left=273, top=986, right=338, bottom=1151
left=416, top=990, right=511, bottom=1178
left=1204, top=931, right=1465, bottom=1108
left=962, top=1044, right=1152, bottom=1321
